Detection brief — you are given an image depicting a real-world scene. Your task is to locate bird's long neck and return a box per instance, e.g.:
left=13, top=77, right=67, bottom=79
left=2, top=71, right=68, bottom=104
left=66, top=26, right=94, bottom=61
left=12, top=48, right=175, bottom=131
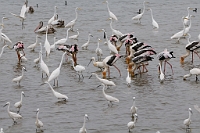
left=22, top=68, right=24, bottom=77
left=188, top=16, right=192, bottom=28
left=0, top=45, right=6, bottom=57
left=54, top=7, right=57, bottom=16
left=36, top=112, right=39, bottom=121
left=189, top=111, right=191, bottom=120
left=87, top=35, right=91, bottom=43
left=142, top=1, right=146, bottom=14
left=110, top=19, right=113, bottom=31
left=187, top=8, right=190, bottom=17
left=66, top=29, right=69, bottom=40
left=59, top=53, right=65, bottom=69
left=75, top=9, right=78, bottom=21
left=45, top=27, right=48, bottom=40
left=107, top=3, right=110, bottom=12
left=7, top=103, right=10, bottom=113
left=132, top=99, right=135, bottom=107
left=97, top=41, right=100, bottom=48
left=82, top=116, right=86, bottom=129
left=133, top=115, right=137, bottom=123
left=102, top=86, right=106, bottom=97
left=20, top=93, right=23, bottom=103
left=150, top=9, right=153, bottom=20
left=181, top=50, right=190, bottom=59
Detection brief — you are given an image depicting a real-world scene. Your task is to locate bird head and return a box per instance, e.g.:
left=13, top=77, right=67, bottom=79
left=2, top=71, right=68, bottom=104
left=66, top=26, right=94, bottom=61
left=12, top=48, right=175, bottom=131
left=189, top=108, right=193, bottom=114
left=85, top=114, right=89, bottom=121
left=3, top=102, right=10, bottom=107
left=22, top=91, right=25, bottom=97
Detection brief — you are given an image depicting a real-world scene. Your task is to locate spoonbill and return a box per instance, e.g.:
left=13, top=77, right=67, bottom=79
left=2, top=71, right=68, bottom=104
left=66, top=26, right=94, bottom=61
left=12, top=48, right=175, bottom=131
left=102, top=83, right=119, bottom=106
left=79, top=114, right=89, bottom=133
left=3, top=102, right=22, bottom=124
left=45, top=81, right=68, bottom=101
left=14, top=91, right=25, bottom=114
left=183, top=108, right=192, bottom=130
left=87, top=57, right=104, bottom=70
left=12, top=66, right=26, bottom=86
left=127, top=114, right=138, bottom=132
left=35, top=108, right=43, bottom=132
left=48, top=52, right=66, bottom=86
left=183, top=68, right=200, bottom=81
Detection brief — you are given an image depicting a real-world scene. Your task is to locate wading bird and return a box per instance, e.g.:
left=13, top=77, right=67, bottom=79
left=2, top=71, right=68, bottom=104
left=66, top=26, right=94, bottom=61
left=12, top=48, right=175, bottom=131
left=45, top=81, right=68, bottom=101
left=87, top=57, right=104, bottom=70
left=13, top=41, right=25, bottom=64
left=71, top=59, right=85, bottom=80
left=0, top=45, right=8, bottom=58
left=95, top=38, right=103, bottom=61
left=14, top=91, right=25, bottom=114
left=130, top=97, right=138, bottom=117
left=4, top=102, right=22, bottom=124
left=79, top=114, right=89, bottom=133
left=126, top=69, right=131, bottom=86
left=81, top=33, right=93, bottom=49
left=12, top=66, right=26, bottom=86
left=48, top=52, right=66, bottom=86
left=69, top=29, right=79, bottom=40
left=127, top=114, right=138, bottom=132
left=27, top=35, right=39, bottom=51
left=147, top=8, right=159, bottom=29
left=132, top=1, right=148, bottom=23
left=34, top=21, right=56, bottom=34
left=65, top=7, right=80, bottom=31
left=39, top=43, right=49, bottom=78
left=54, top=28, right=70, bottom=45
left=105, top=1, right=118, bottom=21
left=183, top=108, right=192, bottom=130
left=158, top=62, right=164, bottom=83
left=35, top=108, right=43, bottom=132
left=183, top=68, right=200, bottom=81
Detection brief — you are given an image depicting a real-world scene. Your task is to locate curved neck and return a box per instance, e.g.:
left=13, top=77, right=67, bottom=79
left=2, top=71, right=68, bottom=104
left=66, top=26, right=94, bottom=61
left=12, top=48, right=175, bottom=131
left=150, top=9, right=153, bottom=20
left=20, top=93, right=23, bottom=102
left=83, top=116, right=86, bottom=128
left=59, top=53, right=65, bottom=69
left=187, top=8, right=190, bottom=17
left=66, top=29, right=69, bottom=40
left=102, top=86, right=106, bottom=97
left=74, top=8, right=78, bottom=21
left=182, top=50, right=190, bottom=59
left=36, top=111, right=39, bottom=121
left=87, top=35, right=91, bottom=43
left=142, top=1, right=146, bottom=14
left=189, top=111, right=191, bottom=120
left=107, top=2, right=110, bottom=12
left=7, top=103, right=10, bottom=113
left=0, top=45, right=6, bottom=57
left=54, top=7, right=57, bottom=15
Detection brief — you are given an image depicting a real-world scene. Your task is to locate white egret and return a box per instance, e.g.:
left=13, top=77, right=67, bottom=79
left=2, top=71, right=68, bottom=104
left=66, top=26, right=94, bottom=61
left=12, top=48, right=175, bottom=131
left=184, top=7, right=193, bottom=26
left=45, top=81, right=68, bottom=101
left=95, top=38, right=103, bottom=61
left=183, top=68, right=200, bottom=81
left=48, top=6, right=57, bottom=25
left=48, top=52, right=66, bottom=86
left=0, top=27, right=12, bottom=44
left=35, top=108, right=43, bottom=132
left=183, top=108, right=192, bottom=130
left=81, top=34, right=93, bottom=49
left=50, top=37, right=57, bottom=51
left=54, top=28, right=70, bottom=45
left=102, top=29, right=118, bottom=54
left=79, top=114, right=89, bottom=133
left=65, top=7, right=79, bottom=31
left=171, top=17, right=186, bottom=43
left=105, top=1, right=118, bottom=21
left=27, top=35, right=39, bottom=51
left=33, top=51, right=41, bottom=67
left=69, top=29, right=79, bottom=40
left=10, top=2, right=27, bottom=28
left=87, top=57, right=104, bottom=70
left=12, top=66, right=26, bottom=86
left=126, top=69, right=131, bottom=86
left=130, top=97, right=138, bottom=117
left=89, top=73, right=116, bottom=88
left=70, top=59, right=85, bottom=80
left=127, top=114, right=138, bottom=132
left=147, top=8, right=159, bottom=29
left=109, top=18, right=123, bottom=37
left=0, top=45, right=8, bottom=58
left=39, top=43, right=49, bottom=78
left=0, top=128, right=3, bottom=133
left=14, top=91, right=25, bottom=114
left=158, top=63, right=164, bottom=83
left=132, top=1, right=148, bottom=23
left=3, top=102, right=22, bottom=124
left=102, top=83, right=119, bottom=106
left=44, top=25, right=51, bottom=57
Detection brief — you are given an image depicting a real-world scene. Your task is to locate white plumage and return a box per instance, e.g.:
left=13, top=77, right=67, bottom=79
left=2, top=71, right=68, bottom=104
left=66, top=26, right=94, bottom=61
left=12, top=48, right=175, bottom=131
left=35, top=108, right=43, bottom=132
left=12, top=66, right=26, bottom=86
left=14, top=91, right=25, bottom=113
left=79, top=114, right=89, bottom=133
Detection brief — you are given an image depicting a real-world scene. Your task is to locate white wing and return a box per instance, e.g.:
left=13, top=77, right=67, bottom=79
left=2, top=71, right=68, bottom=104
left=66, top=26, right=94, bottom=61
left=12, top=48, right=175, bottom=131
left=20, top=4, right=27, bottom=18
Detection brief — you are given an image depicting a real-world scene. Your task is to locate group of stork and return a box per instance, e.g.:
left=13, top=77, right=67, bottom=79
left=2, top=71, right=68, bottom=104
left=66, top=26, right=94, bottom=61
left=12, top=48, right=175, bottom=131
left=1, top=0, right=200, bottom=133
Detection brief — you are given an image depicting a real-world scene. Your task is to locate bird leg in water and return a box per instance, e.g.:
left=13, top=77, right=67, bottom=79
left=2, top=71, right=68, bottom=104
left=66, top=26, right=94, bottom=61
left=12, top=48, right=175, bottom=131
left=196, top=75, right=199, bottom=81
left=113, top=64, right=121, bottom=77
left=164, top=61, right=174, bottom=75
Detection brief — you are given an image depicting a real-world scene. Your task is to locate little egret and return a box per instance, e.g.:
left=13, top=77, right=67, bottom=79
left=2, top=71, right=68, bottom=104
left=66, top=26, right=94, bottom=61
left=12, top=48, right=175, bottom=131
left=69, top=29, right=79, bottom=40
left=183, top=108, right=192, bottom=130
left=3, top=102, right=22, bottom=124
left=14, top=91, right=25, bottom=114
left=45, top=81, right=68, bottom=101
left=79, top=114, right=89, bottom=133
left=27, top=35, right=39, bottom=51
left=48, top=52, right=66, bottom=86
left=71, top=59, right=85, bottom=80
left=95, top=38, right=103, bottom=61
left=35, top=108, right=43, bottom=132
left=102, top=84, right=119, bottom=106
left=130, top=97, right=138, bottom=117
left=127, top=114, right=138, bottom=132
left=12, top=66, right=26, bottom=86
left=126, top=69, right=131, bottom=87
left=81, top=33, right=93, bottom=49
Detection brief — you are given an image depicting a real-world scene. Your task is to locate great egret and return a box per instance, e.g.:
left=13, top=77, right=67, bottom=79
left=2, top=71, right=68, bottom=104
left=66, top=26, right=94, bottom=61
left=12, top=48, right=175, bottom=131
left=48, top=52, right=66, bottom=86
left=12, top=66, right=26, bottom=86
left=3, top=102, right=22, bottom=124
left=48, top=6, right=57, bottom=25
left=147, top=8, right=159, bottom=29
left=109, top=18, right=123, bottom=37
left=105, top=1, right=118, bottom=21
left=44, top=25, right=51, bottom=57
left=27, top=35, right=39, bottom=51
left=184, top=7, right=193, bottom=26
left=45, top=81, right=68, bottom=101
left=102, top=83, right=119, bottom=106
left=69, top=29, right=79, bottom=40
left=81, top=34, right=93, bottom=49
left=79, top=114, right=89, bottom=133
left=65, top=7, right=80, bottom=31
left=14, top=91, right=25, bottom=114
left=50, top=37, right=57, bottom=51
left=39, top=43, right=49, bottom=78
left=35, top=108, right=43, bottom=132
left=132, top=1, right=148, bottom=23
left=54, top=28, right=70, bottom=45
left=183, top=108, right=192, bottom=130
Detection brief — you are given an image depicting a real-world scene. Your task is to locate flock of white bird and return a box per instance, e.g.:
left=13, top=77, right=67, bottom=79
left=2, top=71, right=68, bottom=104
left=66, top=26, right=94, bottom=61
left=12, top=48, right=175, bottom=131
left=0, top=0, right=200, bottom=133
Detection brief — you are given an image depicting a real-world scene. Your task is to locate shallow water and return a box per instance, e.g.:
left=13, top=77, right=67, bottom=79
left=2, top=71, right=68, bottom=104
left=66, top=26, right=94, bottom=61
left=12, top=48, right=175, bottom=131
left=0, top=0, right=200, bottom=133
